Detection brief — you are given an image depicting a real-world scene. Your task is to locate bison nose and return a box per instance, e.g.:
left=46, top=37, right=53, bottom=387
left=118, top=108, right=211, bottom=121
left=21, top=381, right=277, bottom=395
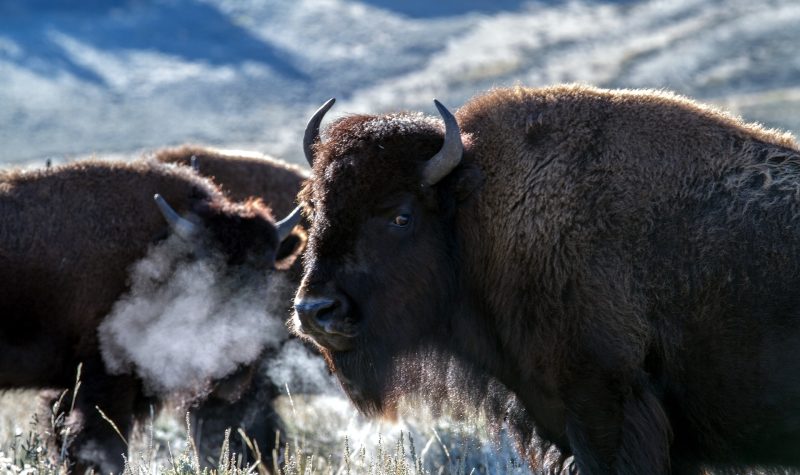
left=294, top=292, right=356, bottom=346
left=295, top=298, right=338, bottom=327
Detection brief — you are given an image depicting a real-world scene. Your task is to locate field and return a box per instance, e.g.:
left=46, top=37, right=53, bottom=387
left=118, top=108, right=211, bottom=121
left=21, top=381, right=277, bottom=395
left=0, top=384, right=532, bottom=474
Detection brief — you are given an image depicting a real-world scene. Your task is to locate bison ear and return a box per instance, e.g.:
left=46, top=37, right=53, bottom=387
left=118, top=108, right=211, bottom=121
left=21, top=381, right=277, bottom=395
left=452, top=162, right=484, bottom=202
left=275, top=228, right=306, bottom=270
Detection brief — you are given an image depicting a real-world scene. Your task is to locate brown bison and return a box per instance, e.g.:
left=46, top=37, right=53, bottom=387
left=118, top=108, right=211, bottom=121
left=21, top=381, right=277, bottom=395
left=292, top=86, right=800, bottom=474
left=151, top=145, right=311, bottom=467
left=0, top=159, right=301, bottom=473
left=153, top=145, right=308, bottom=217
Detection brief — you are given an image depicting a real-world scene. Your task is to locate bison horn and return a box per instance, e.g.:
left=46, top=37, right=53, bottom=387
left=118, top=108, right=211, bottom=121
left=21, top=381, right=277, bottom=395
left=276, top=205, right=302, bottom=242
left=303, top=98, right=336, bottom=167
left=154, top=194, right=200, bottom=240
left=422, top=100, right=463, bottom=186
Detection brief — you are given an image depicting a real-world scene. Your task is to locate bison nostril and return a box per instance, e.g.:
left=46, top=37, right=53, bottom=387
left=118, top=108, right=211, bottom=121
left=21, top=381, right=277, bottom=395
left=295, top=297, right=347, bottom=334
left=315, top=300, right=340, bottom=323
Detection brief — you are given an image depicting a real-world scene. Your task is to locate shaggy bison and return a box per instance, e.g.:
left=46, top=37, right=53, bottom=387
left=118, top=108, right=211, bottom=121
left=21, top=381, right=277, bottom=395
left=151, top=145, right=310, bottom=467
left=0, top=159, right=301, bottom=473
left=153, top=145, right=307, bottom=216
left=292, top=86, right=800, bottom=474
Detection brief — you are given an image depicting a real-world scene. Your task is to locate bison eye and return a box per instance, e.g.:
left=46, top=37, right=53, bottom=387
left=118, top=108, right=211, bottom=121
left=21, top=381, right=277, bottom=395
left=391, top=214, right=411, bottom=227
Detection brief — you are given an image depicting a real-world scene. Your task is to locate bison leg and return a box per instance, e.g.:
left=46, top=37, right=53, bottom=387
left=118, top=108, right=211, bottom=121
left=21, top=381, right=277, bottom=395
left=191, top=366, right=284, bottom=468
left=67, top=358, right=141, bottom=475
left=563, top=371, right=672, bottom=475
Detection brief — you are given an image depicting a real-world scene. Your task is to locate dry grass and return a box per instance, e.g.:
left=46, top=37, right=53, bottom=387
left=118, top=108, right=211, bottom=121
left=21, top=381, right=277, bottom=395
left=0, top=387, right=530, bottom=475
left=0, top=390, right=40, bottom=442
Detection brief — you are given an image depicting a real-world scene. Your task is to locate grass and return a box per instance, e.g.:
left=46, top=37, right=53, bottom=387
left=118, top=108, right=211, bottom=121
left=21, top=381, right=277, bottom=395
left=0, top=357, right=529, bottom=474
left=0, top=409, right=65, bottom=474
left=0, top=386, right=531, bottom=475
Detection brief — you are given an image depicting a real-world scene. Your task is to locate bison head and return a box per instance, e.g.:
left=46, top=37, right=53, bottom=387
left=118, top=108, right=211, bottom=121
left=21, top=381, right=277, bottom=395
left=291, top=99, right=485, bottom=415
left=100, top=190, right=304, bottom=396
left=154, top=192, right=302, bottom=272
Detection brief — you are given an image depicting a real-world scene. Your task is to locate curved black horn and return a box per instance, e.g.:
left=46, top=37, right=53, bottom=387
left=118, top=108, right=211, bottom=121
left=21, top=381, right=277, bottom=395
left=275, top=206, right=302, bottom=242
left=303, top=98, right=336, bottom=167
left=422, top=100, right=464, bottom=186
left=154, top=194, right=200, bottom=240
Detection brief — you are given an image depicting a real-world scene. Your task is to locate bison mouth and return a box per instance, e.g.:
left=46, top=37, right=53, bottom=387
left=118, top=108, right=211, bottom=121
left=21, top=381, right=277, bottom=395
left=290, top=306, right=400, bottom=417
left=306, top=322, right=358, bottom=352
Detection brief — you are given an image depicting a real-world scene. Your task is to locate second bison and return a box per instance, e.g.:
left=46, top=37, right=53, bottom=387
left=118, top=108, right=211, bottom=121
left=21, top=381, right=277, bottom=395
left=0, top=158, right=301, bottom=473
left=153, top=145, right=307, bottom=216
left=152, top=146, right=312, bottom=466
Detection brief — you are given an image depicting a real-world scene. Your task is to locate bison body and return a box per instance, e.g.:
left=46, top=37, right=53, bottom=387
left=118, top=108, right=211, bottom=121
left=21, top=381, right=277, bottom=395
left=0, top=159, right=300, bottom=473
left=153, top=145, right=307, bottom=217
left=292, top=85, right=800, bottom=474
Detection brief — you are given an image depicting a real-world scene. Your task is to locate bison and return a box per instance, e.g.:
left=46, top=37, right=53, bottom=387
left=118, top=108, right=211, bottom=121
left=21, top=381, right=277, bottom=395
left=291, top=85, right=800, bottom=474
left=151, top=145, right=311, bottom=467
left=153, top=145, right=308, bottom=217
left=0, top=158, right=302, bottom=473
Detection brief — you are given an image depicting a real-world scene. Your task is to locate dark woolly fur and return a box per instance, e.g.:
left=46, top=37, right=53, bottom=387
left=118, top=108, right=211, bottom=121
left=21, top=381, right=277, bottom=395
left=0, top=159, right=296, bottom=474
left=153, top=145, right=308, bottom=216
left=295, top=85, right=800, bottom=474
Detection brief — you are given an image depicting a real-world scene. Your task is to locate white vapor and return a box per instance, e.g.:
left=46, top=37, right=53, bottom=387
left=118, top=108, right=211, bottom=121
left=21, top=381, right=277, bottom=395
left=99, top=235, right=290, bottom=397
left=266, top=339, right=338, bottom=395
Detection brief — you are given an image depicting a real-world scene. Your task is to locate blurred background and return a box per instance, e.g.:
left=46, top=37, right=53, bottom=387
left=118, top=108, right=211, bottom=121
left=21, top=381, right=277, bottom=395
left=1, top=0, right=799, bottom=167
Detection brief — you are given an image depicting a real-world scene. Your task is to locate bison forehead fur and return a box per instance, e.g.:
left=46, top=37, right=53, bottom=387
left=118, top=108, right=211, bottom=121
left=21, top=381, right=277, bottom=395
left=299, top=112, right=450, bottom=258
left=295, top=84, right=800, bottom=474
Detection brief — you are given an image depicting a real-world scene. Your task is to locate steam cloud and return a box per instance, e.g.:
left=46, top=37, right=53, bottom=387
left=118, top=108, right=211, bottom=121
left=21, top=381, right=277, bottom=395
left=99, top=235, right=291, bottom=397
left=266, top=339, right=337, bottom=395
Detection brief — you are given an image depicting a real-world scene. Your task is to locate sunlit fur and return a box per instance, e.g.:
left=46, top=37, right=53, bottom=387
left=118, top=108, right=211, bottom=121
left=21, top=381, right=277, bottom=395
left=295, top=84, right=800, bottom=474
left=153, top=145, right=308, bottom=217
left=0, top=159, right=302, bottom=474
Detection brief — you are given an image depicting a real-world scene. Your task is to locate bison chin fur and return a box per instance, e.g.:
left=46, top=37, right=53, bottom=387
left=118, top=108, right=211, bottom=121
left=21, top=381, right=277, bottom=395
left=329, top=341, right=485, bottom=415
left=327, top=335, right=574, bottom=471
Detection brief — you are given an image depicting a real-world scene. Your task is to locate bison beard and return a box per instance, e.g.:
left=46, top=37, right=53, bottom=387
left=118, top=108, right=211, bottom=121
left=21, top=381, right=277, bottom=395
left=326, top=332, right=581, bottom=472
left=326, top=337, right=469, bottom=418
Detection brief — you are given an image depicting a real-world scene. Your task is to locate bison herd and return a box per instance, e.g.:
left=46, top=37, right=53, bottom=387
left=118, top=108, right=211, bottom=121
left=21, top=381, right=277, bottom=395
left=2, top=85, right=800, bottom=474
